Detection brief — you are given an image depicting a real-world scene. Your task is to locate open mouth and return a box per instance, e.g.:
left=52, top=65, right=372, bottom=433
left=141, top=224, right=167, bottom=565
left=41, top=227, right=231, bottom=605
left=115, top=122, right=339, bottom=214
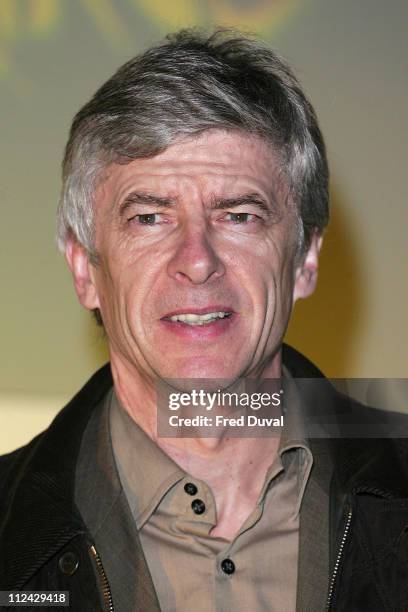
left=160, top=307, right=236, bottom=339
left=166, top=311, right=232, bottom=326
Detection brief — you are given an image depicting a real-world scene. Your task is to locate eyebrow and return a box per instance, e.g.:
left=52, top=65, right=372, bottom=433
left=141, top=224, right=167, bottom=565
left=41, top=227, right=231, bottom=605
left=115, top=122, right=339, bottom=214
left=119, top=191, right=176, bottom=216
left=119, top=191, right=277, bottom=218
left=210, top=193, right=278, bottom=218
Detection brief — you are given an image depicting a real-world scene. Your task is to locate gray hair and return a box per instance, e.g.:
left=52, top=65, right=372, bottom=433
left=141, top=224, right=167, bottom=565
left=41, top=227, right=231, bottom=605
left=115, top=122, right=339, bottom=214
left=57, top=28, right=329, bottom=260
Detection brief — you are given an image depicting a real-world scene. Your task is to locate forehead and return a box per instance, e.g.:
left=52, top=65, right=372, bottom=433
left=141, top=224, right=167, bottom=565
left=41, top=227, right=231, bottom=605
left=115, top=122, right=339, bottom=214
left=96, top=130, right=286, bottom=205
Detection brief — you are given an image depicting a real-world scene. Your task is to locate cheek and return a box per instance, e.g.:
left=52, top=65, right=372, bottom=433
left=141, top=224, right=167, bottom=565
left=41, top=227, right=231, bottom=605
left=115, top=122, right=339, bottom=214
left=104, top=255, right=162, bottom=331
left=278, top=257, right=297, bottom=310
left=94, top=273, right=118, bottom=330
left=92, top=257, right=128, bottom=325
left=256, top=238, right=296, bottom=297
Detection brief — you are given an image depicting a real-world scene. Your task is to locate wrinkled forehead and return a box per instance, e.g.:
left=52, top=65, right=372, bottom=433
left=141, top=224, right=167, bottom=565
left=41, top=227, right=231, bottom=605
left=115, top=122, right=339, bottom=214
left=94, top=129, right=290, bottom=210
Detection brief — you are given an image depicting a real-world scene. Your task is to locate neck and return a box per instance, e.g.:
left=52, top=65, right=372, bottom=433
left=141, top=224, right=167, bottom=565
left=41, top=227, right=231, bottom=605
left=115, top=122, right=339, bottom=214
left=111, top=349, right=282, bottom=449
left=111, top=351, right=283, bottom=539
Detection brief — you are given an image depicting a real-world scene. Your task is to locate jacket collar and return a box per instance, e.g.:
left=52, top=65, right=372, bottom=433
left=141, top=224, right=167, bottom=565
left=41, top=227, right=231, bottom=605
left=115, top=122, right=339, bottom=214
left=0, top=364, right=113, bottom=588
left=282, top=344, right=408, bottom=500
left=330, top=436, right=408, bottom=499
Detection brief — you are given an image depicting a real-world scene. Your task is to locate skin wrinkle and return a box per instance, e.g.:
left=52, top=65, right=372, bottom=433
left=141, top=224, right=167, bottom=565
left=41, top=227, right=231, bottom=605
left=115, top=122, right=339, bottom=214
left=91, top=131, right=292, bottom=258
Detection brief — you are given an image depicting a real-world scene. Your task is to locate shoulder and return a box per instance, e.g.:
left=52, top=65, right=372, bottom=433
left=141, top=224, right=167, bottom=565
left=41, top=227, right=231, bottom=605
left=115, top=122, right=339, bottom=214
left=0, top=364, right=113, bottom=510
left=283, top=344, right=408, bottom=489
left=0, top=435, right=43, bottom=524
left=282, top=343, right=325, bottom=378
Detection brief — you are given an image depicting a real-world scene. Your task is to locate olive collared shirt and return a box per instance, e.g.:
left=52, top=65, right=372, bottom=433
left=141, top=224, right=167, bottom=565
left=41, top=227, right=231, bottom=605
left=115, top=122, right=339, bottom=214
left=110, top=379, right=313, bottom=612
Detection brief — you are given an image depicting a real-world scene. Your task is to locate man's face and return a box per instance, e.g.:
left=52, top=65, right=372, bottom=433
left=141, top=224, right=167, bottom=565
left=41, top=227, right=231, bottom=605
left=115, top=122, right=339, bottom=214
left=68, top=130, right=320, bottom=382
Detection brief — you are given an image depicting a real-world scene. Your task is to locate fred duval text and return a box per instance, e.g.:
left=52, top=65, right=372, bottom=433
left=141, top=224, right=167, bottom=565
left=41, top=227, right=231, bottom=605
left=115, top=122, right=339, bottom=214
left=168, top=414, right=284, bottom=428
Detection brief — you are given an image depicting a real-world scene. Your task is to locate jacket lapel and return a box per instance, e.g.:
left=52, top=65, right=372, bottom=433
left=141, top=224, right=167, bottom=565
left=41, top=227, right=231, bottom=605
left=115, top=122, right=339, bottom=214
left=75, top=387, right=161, bottom=611
left=296, top=438, right=332, bottom=612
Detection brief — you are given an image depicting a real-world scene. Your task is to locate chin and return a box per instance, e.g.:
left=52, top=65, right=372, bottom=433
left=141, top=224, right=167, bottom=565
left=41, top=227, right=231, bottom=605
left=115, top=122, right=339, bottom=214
left=159, top=358, right=241, bottom=388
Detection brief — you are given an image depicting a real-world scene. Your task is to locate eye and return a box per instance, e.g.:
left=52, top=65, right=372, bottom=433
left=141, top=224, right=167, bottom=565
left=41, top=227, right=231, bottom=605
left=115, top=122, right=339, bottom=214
left=224, top=212, right=258, bottom=223
left=129, top=213, right=161, bottom=225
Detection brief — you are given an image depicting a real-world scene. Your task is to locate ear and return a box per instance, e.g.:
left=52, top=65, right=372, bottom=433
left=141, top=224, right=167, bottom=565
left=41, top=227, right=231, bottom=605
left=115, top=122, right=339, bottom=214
left=64, top=236, right=100, bottom=310
left=293, top=232, right=323, bottom=302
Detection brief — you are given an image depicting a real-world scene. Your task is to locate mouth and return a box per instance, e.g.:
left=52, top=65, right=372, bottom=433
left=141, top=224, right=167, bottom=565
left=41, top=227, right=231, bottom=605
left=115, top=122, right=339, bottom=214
left=164, top=310, right=232, bottom=326
left=160, top=306, right=235, bottom=337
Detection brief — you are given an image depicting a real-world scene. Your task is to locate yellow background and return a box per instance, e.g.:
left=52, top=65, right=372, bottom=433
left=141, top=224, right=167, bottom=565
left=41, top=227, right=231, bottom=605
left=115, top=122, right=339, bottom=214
left=1, top=0, right=407, bottom=452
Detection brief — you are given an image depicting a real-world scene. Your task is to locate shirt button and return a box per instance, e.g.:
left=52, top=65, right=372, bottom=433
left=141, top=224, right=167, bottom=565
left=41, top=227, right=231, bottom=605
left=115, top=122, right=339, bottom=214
left=221, top=558, right=235, bottom=575
left=184, top=482, right=198, bottom=496
left=58, top=551, right=79, bottom=576
left=191, top=499, right=206, bottom=514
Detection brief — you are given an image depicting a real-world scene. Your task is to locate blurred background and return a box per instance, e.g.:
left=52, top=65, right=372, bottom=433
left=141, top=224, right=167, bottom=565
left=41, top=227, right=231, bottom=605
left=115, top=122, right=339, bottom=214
left=1, top=0, right=407, bottom=452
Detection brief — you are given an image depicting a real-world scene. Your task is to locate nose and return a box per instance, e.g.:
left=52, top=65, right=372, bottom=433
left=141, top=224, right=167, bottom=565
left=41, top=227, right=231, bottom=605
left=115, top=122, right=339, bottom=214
left=167, top=223, right=225, bottom=285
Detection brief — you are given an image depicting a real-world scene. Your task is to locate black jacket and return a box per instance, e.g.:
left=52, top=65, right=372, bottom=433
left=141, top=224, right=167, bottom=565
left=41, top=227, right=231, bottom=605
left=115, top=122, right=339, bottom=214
left=1, top=345, right=408, bottom=611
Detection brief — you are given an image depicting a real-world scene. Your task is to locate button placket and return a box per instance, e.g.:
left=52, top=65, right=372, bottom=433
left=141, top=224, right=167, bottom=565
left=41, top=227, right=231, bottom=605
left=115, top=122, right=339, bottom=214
left=182, top=477, right=217, bottom=525
left=221, top=558, right=235, bottom=575
left=191, top=498, right=206, bottom=514
left=184, top=482, right=198, bottom=496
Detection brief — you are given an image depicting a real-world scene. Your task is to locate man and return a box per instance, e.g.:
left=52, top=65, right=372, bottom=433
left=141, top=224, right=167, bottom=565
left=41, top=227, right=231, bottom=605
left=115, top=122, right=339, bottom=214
left=1, top=29, right=408, bottom=612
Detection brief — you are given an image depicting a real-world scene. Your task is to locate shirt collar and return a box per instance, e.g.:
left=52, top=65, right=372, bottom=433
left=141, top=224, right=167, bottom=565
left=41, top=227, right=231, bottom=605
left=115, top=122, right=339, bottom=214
left=110, top=389, right=186, bottom=529
left=111, top=368, right=313, bottom=526
left=277, top=366, right=313, bottom=514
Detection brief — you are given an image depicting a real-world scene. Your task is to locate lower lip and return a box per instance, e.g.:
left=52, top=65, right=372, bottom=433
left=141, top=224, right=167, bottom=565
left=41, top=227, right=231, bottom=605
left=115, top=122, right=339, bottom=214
left=160, top=314, right=236, bottom=339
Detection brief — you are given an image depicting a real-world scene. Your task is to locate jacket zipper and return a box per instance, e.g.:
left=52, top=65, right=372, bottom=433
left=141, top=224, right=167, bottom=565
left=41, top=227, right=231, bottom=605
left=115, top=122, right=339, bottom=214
left=90, top=545, right=114, bottom=612
left=325, top=506, right=353, bottom=611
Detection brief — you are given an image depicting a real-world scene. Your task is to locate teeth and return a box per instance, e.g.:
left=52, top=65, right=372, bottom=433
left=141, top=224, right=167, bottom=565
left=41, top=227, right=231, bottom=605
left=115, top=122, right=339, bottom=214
left=168, top=311, right=230, bottom=325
